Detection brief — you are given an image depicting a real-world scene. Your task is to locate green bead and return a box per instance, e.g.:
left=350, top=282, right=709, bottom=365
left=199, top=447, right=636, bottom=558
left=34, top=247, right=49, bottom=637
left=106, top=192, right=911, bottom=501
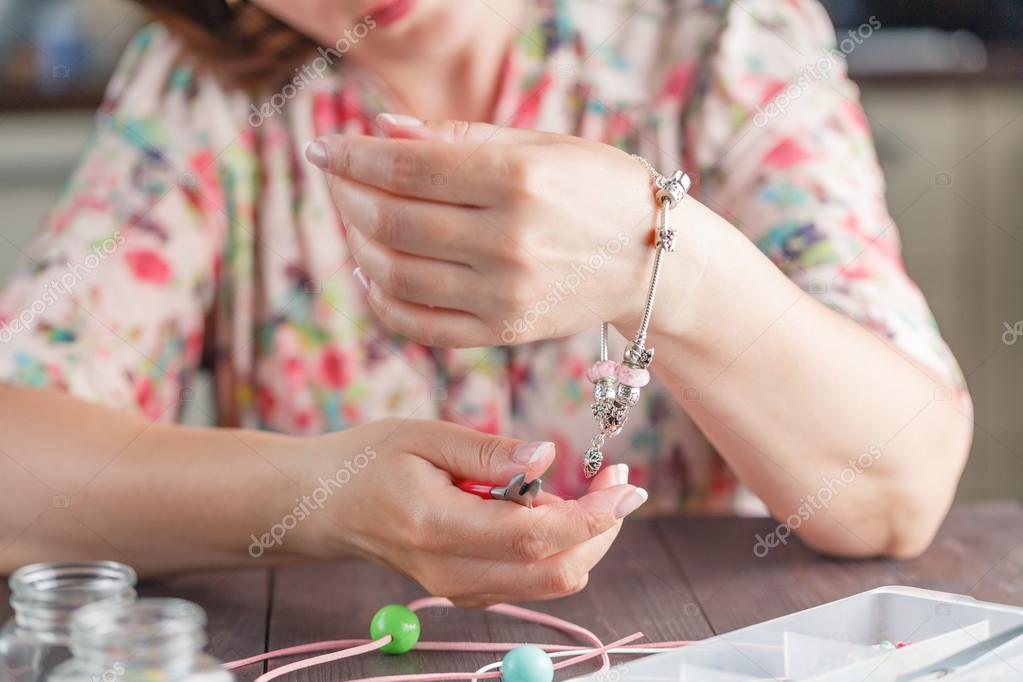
left=501, top=645, right=554, bottom=682
left=370, top=604, right=421, bottom=654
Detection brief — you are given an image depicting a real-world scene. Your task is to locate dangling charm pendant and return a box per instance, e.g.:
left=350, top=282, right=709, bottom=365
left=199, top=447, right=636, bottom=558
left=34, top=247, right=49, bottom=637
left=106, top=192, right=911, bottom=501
left=584, top=338, right=653, bottom=478
left=583, top=443, right=604, bottom=479
left=580, top=156, right=690, bottom=478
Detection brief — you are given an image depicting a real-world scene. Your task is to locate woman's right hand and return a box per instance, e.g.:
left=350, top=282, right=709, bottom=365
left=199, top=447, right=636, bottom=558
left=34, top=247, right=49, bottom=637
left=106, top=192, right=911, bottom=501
left=294, top=418, right=647, bottom=606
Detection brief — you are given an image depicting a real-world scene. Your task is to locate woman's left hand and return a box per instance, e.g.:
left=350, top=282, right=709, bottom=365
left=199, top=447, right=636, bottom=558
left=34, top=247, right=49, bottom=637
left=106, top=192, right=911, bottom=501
left=306, top=115, right=662, bottom=347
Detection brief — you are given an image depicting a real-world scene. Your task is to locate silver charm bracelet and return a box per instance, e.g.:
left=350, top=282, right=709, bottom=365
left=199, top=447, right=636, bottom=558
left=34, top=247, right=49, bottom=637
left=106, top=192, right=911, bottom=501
left=583, top=156, right=691, bottom=478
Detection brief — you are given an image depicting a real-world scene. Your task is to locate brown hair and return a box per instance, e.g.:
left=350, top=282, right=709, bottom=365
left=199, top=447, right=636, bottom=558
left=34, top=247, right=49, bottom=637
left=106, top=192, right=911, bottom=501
left=131, top=0, right=319, bottom=89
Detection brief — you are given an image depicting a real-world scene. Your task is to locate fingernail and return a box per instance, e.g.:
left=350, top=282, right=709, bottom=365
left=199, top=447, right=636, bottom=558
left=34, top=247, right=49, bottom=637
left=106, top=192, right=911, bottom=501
left=353, top=267, right=370, bottom=290
left=610, top=463, right=629, bottom=486
left=304, top=140, right=328, bottom=168
left=512, top=441, right=554, bottom=465
left=378, top=113, right=424, bottom=128
left=614, top=487, right=648, bottom=519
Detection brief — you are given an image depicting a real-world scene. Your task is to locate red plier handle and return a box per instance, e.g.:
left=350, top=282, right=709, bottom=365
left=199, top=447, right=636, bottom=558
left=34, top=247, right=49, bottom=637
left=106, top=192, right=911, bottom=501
left=457, top=472, right=541, bottom=508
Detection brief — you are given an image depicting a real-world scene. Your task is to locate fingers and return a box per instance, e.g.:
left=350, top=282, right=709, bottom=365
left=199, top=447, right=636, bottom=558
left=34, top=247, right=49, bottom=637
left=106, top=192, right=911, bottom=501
left=404, top=420, right=556, bottom=483
left=376, top=114, right=553, bottom=145
left=307, top=133, right=511, bottom=205
left=364, top=282, right=495, bottom=348
left=438, top=481, right=646, bottom=561
left=589, top=462, right=629, bottom=492
left=331, top=175, right=483, bottom=264
left=347, top=229, right=481, bottom=312
left=425, top=466, right=634, bottom=605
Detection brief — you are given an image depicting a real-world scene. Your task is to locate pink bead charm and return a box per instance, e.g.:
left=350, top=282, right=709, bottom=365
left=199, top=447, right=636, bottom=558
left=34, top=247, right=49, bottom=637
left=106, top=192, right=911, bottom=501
left=616, top=365, right=650, bottom=388
left=586, top=360, right=619, bottom=384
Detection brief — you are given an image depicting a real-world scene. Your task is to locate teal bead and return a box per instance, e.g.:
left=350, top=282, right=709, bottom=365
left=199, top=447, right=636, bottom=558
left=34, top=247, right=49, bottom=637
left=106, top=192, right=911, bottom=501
left=501, top=645, right=554, bottom=682
left=370, top=604, right=421, bottom=654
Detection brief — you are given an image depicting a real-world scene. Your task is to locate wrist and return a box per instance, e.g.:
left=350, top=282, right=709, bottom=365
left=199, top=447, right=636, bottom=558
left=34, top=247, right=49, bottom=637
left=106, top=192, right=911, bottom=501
left=611, top=193, right=710, bottom=343
left=231, top=429, right=319, bottom=563
left=285, top=431, right=369, bottom=561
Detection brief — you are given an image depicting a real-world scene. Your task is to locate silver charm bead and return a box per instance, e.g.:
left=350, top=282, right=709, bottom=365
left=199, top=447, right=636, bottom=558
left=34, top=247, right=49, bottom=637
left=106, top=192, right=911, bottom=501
left=655, top=170, right=691, bottom=210
left=623, top=342, right=654, bottom=369
left=593, top=377, right=617, bottom=403
left=616, top=383, right=641, bottom=407
left=593, top=400, right=628, bottom=436
left=656, top=228, right=677, bottom=252
left=583, top=447, right=603, bottom=478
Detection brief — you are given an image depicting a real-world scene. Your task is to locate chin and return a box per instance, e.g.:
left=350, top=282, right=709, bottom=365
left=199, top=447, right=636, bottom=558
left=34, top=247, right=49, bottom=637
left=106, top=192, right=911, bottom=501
left=372, top=2, right=488, bottom=60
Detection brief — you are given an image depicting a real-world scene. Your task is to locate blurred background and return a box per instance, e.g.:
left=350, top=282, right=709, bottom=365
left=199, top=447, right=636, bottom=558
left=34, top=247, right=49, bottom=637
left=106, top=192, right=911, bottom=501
left=0, top=0, right=1020, bottom=500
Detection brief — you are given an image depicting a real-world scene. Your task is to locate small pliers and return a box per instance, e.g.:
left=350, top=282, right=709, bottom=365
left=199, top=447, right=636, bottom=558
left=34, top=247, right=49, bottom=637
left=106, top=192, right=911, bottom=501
left=456, top=472, right=542, bottom=509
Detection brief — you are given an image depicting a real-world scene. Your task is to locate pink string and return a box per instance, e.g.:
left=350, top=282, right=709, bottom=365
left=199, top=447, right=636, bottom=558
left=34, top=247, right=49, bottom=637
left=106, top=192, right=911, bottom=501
left=253, top=638, right=392, bottom=682
left=225, top=596, right=694, bottom=682
left=344, top=633, right=646, bottom=682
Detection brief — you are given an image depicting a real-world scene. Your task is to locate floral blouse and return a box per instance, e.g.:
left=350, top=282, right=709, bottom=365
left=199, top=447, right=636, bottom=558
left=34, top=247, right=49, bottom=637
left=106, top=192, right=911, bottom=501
left=0, top=0, right=963, bottom=511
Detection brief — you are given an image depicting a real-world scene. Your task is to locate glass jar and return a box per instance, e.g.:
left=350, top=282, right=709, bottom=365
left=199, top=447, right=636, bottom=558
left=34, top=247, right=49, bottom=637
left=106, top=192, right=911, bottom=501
left=0, top=561, right=137, bottom=682
left=49, top=598, right=234, bottom=682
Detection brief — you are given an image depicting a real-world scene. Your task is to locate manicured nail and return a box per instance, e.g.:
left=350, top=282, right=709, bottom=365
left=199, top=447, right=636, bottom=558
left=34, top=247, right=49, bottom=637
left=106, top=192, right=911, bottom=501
left=512, top=441, right=554, bottom=465
left=304, top=140, right=328, bottom=168
left=353, top=267, right=370, bottom=290
left=614, top=487, right=648, bottom=519
left=378, top=113, right=424, bottom=128
left=609, top=463, right=629, bottom=486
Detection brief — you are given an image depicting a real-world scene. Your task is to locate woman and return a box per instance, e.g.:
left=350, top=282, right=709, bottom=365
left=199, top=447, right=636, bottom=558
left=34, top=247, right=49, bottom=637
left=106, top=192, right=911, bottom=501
left=0, top=0, right=971, bottom=605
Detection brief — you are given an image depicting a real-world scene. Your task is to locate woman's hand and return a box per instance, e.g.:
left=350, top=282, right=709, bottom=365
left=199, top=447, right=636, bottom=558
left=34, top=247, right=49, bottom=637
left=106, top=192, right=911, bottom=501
left=294, top=418, right=646, bottom=607
left=305, top=115, right=661, bottom=348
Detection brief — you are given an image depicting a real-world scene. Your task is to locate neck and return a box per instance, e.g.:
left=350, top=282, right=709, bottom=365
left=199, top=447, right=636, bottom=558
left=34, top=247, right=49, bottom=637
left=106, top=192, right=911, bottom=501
left=359, top=6, right=522, bottom=122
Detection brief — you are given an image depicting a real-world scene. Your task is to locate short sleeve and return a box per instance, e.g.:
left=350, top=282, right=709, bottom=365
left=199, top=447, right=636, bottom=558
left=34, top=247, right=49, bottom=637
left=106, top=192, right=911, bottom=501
left=0, top=26, right=231, bottom=419
left=682, top=0, right=964, bottom=388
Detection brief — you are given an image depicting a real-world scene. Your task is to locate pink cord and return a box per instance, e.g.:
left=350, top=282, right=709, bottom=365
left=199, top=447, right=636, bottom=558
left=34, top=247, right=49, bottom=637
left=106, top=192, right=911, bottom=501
left=226, top=596, right=693, bottom=682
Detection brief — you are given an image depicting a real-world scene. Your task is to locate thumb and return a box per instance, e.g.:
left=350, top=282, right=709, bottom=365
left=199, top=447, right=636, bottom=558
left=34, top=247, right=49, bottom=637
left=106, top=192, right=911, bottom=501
left=408, top=420, right=554, bottom=482
left=376, top=113, right=550, bottom=145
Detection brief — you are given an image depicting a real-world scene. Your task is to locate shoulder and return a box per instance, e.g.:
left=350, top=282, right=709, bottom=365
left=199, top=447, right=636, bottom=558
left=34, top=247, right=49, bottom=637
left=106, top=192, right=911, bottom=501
left=566, top=0, right=842, bottom=102
left=99, top=24, right=252, bottom=149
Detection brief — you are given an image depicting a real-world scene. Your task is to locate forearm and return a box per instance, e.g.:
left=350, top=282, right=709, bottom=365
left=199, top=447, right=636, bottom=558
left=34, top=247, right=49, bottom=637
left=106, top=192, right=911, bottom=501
left=0, top=385, right=321, bottom=575
left=620, top=198, right=972, bottom=558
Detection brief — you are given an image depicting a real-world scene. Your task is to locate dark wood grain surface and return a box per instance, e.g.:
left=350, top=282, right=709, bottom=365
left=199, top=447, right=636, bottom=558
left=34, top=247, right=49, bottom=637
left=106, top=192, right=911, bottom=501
left=1, top=501, right=1021, bottom=679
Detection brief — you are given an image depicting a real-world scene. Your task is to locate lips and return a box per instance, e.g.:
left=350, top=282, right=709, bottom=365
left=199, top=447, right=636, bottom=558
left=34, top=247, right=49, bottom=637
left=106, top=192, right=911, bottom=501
left=367, top=0, right=418, bottom=27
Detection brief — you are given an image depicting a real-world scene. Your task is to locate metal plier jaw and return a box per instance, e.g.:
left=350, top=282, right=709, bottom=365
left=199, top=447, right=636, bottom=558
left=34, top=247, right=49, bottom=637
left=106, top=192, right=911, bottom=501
left=457, top=472, right=542, bottom=509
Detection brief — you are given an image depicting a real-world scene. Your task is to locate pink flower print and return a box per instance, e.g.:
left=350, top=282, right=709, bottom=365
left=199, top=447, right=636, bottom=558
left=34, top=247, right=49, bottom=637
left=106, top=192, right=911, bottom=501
left=134, top=376, right=164, bottom=419
left=763, top=137, right=812, bottom=169
left=318, top=347, right=353, bottom=389
left=660, top=63, right=695, bottom=103
left=125, top=249, right=172, bottom=285
left=755, top=78, right=788, bottom=111
left=841, top=99, right=870, bottom=134
left=258, top=386, right=276, bottom=421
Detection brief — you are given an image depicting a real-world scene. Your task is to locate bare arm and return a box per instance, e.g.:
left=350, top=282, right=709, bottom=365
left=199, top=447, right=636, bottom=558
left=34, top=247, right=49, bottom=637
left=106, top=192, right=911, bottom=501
left=623, top=197, right=972, bottom=559
left=0, top=385, right=646, bottom=606
left=0, top=384, right=310, bottom=574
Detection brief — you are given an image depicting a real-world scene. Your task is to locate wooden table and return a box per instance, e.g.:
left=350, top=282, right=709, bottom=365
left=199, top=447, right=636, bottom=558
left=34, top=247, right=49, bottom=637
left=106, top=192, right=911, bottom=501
left=3, top=501, right=1022, bottom=679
